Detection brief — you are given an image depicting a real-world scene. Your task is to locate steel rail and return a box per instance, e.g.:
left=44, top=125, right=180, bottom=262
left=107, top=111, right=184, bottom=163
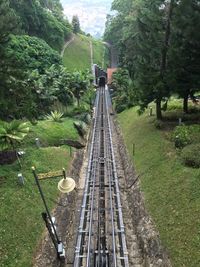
left=105, top=87, right=129, bottom=266
left=74, top=91, right=100, bottom=267
left=102, top=87, right=117, bottom=267
left=86, top=90, right=102, bottom=266
left=74, top=86, right=129, bottom=267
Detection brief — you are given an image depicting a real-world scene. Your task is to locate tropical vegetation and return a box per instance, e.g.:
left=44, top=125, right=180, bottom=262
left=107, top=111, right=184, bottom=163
left=0, top=0, right=96, bottom=122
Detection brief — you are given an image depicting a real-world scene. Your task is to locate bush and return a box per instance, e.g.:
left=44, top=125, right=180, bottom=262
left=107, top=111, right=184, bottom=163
left=167, top=100, right=183, bottom=111
left=76, top=113, right=92, bottom=124
left=6, top=35, right=61, bottom=73
left=0, top=121, right=29, bottom=151
left=154, top=120, right=165, bottom=130
left=115, top=103, right=127, bottom=113
left=172, top=125, right=200, bottom=148
left=181, top=144, right=200, bottom=168
left=65, top=105, right=90, bottom=117
left=173, top=126, right=191, bottom=148
left=73, top=121, right=88, bottom=138
left=163, top=111, right=200, bottom=122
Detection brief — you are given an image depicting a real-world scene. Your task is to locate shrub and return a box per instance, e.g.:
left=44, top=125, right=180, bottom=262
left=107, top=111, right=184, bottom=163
left=167, top=100, right=183, bottom=111
left=115, top=103, right=127, bottom=113
left=154, top=120, right=165, bottom=130
left=65, top=105, right=90, bottom=117
left=73, top=121, right=87, bottom=138
left=173, top=126, right=191, bottom=148
left=76, top=113, right=92, bottom=125
left=45, top=111, right=64, bottom=122
left=0, top=121, right=29, bottom=151
left=181, top=144, right=200, bottom=168
left=172, top=125, right=200, bottom=148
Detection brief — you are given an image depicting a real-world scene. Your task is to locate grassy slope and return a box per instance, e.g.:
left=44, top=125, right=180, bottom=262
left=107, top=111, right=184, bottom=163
left=63, top=34, right=91, bottom=71
left=63, top=34, right=109, bottom=71
left=0, top=119, right=78, bottom=267
left=118, top=108, right=200, bottom=267
left=92, top=39, right=110, bottom=69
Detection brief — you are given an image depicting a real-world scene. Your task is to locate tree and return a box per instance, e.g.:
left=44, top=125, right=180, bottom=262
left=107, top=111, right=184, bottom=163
left=168, top=0, right=200, bottom=113
left=0, top=0, right=19, bottom=44
left=72, top=15, right=81, bottom=34
left=5, top=35, right=61, bottom=73
left=111, top=69, right=136, bottom=112
left=9, top=0, right=71, bottom=51
left=70, top=71, right=91, bottom=106
left=105, top=0, right=177, bottom=119
left=0, top=35, right=62, bottom=120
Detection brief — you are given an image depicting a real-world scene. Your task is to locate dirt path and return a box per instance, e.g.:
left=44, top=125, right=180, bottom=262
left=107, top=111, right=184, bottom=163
left=61, top=34, right=75, bottom=57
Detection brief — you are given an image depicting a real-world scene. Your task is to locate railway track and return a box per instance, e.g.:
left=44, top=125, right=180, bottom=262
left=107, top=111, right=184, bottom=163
left=74, top=86, right=129, bottom=267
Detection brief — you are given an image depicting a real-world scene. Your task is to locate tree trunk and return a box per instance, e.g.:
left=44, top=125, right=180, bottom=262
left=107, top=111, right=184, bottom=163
left=159, top=0, right=174, bottom=109
left=160, top=0, right=174, bottom=77
left=183, top=95, right=189, bottom=113
left=156, top=99, right=162, bottom=120
left=77, top=97, right=80, bottom=107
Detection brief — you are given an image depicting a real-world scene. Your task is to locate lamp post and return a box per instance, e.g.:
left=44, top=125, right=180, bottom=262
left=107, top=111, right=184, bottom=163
left=58, top=168, right=76, bottom=193
left=32, top=167, right=76, bottom=261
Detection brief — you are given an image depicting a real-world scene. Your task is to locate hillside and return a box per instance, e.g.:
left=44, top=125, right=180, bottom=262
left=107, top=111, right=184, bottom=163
left=62, top=34, right=110, bottom=71
left=118, top=106, right=200, bottom=267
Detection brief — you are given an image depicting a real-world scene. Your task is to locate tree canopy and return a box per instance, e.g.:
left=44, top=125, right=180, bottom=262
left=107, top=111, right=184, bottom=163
left=105, top=0, right=200, bottom=118
left=72, top=15, right=81, bottom=34
left=0, top=0, right=91, bottom=121
left=9, top=0, right=72, bottom=51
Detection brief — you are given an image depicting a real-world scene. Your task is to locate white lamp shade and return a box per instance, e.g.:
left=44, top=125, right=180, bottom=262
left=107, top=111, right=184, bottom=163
left=58, top=177, right=76, bottom=193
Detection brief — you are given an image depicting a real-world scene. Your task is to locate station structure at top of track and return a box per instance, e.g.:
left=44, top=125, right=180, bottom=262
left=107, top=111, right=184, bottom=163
left=74, top=65, right=129, bottom=267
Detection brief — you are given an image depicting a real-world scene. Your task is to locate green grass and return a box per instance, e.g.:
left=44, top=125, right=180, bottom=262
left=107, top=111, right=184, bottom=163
left=24, top=118, right=78, bottom=146
left=118, top=107, right=200, bottom=267
left=62, top=34, right=110, bottom=71
left=93, top=39, right=104, bottom=67
left=0, top=118, right=78, bottom=267
left=63, top=34, right=91, bottom=71
left=92, top=40, right=110, bottom=69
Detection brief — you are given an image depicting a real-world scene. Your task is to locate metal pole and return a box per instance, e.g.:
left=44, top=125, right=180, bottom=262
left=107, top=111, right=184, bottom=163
left=132, top=143, right=135, bottom=156
left=32, top=168, right=61, bottom=245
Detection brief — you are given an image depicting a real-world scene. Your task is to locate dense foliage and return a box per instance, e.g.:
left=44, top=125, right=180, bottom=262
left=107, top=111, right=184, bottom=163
left=0, top=0, right=93, bottom=121
left=9, top=0, right=72, bottom=51
left=5, top=35, right=61, bottom=73
left=0, top=121, right=29, bottom=151
left=105, top=0, right=200, bottom=118
left=111, top=69, right=135, bottom=113
left=181, top=143, right=200, bottom=168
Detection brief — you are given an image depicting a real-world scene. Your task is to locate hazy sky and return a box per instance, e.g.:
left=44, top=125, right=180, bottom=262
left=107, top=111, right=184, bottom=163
left=60, top=0, right=113, bottom=38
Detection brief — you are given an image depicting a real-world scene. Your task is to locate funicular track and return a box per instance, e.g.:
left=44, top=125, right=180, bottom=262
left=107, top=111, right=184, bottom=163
left=74, top=86, right=129, bottom=267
